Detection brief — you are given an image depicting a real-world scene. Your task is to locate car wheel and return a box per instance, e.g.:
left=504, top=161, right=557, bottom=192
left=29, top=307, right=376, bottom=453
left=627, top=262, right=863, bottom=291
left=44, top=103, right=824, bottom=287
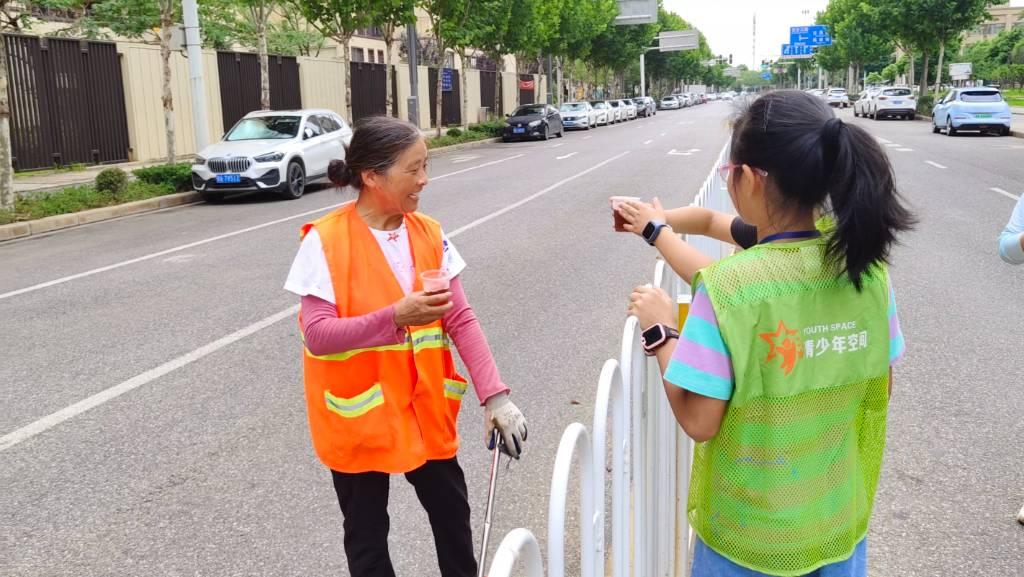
left=557, top=126, right=564, bottom=138
left=541, top=125, right=549, bottom=141
left=946, top=120, right=956, bottom=136
left=502, top=136, right=511, bottom=143
left=1003, top=126, right=1012, bottom=136
left=932, top=120, right=940, bottom=134
left=279, top=161, right=305, bottom=199
left=872, top=109, right=878, bottom=120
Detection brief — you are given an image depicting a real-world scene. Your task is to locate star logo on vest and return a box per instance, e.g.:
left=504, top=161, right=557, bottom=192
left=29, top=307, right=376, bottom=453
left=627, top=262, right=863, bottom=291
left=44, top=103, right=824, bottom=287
left=387, top=232, right=400, bottom=242
left=759, top=320, right=804, bottom=376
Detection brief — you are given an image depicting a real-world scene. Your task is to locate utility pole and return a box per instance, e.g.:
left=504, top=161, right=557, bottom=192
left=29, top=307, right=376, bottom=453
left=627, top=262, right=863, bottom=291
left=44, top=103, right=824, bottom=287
left=546, top=54, right=553, bottom=104
left=182, top=0, right=208, bottom=151
left=407, top=24, right=420, bottom=127
left=752, top=13, right=756, bottom=70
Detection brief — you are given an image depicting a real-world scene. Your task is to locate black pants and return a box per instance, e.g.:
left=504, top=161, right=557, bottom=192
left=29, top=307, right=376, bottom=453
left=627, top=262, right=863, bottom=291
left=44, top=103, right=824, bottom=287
left=331, top=457, right=477, bottom=577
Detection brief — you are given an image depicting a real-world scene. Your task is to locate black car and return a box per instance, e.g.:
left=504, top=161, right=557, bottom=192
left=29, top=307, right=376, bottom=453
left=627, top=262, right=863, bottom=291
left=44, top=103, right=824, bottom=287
left=503, top=104, right=564, bottom=142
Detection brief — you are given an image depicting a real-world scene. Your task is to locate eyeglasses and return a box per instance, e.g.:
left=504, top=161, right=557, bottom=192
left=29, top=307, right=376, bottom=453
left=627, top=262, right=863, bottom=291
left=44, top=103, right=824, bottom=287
left=717, top=163, right=768, bottom=180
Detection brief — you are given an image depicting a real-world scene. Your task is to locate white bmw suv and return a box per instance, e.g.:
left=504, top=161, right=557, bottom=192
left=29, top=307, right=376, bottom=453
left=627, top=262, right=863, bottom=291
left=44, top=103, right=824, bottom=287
left=191, top=109, right=353, bottom=202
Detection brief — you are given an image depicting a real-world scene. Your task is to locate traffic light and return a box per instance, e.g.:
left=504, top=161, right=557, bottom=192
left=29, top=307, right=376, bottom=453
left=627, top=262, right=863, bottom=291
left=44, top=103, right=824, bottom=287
left=728, top=54, right=733, bottom=65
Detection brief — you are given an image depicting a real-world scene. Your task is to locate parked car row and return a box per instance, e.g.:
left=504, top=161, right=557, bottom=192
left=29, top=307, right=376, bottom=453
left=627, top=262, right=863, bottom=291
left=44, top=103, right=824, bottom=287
left=658, top=92, right=717, bottom=110
left=502, top=97, right=657, bottom=141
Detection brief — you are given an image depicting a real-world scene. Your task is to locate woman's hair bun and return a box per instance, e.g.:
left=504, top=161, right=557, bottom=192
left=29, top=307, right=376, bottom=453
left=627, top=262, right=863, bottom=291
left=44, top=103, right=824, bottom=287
left=328, top=158, right=353, bottom=187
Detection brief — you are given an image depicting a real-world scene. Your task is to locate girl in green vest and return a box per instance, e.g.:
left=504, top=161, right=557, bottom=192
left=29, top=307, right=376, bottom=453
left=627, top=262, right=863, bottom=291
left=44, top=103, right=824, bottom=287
left=620, top=90, right=914, bottom=577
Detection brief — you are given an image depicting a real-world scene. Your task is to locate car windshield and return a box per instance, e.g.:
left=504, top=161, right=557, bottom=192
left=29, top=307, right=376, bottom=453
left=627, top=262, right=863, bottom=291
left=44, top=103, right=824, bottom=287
left=514, top=105, right=546, bottom=116
left=883, top=88, right=912, bottom=96
left=226, top=116, right=301, bottom=141
left=590, top=101, right=607, bottom=108
left=609, top=101, right=620, bottom=107
left=561, top=103, right=587, bottom=111
left=661, top=97, right=675, bottom=101
left=960, top=91, right=1002, bottom=102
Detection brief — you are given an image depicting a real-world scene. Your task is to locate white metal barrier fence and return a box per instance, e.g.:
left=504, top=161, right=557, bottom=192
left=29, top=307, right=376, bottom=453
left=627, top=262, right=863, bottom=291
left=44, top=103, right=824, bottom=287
left=487, top=139, right=734, bottom=577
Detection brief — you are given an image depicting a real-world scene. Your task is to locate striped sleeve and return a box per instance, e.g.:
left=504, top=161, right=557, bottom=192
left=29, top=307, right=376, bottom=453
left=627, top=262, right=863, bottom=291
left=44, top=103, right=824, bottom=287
left=663, top=283, right=734, bottom=401
left=888, top=279, right=906, bottom=366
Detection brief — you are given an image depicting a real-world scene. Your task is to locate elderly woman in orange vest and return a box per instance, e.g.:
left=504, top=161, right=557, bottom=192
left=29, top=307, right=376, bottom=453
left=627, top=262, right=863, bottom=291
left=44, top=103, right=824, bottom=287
left=284, top=116, right=527, bottom=577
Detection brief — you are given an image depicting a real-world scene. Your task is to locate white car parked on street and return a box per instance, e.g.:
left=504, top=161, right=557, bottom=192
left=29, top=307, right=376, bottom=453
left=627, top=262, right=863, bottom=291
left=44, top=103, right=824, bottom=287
left=619, top=99, right=638, bottom=120
left=826, top=88, right=850, bottom=108
left=589, top=100, right=612, bottom=125
left=853, top=88, right=881, bottom=117
left=659, top=95, right=681, bottom=110
left=560, top=101, right=598, bottom=130
left=192, top=109, right=352, bottom=202
left=606, top=99, right=625, bottom=123
left=869, top=86, right=917, bottom=120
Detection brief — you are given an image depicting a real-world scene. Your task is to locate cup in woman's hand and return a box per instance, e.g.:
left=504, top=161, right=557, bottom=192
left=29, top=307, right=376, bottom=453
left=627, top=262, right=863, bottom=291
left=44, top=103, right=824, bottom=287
left=420, top=269, right=452, bottom=298
left=609, top=196, right=641, bottom=232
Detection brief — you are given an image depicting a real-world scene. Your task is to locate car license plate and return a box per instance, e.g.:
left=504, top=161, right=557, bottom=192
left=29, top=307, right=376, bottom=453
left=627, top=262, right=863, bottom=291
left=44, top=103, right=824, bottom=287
left=975, top=113, right=991, bottom=118
left=513, top=127, right=525, bottom=134
left=893, top=100, right=903, bottom=104
left=216, top=173, right=241, bottom=184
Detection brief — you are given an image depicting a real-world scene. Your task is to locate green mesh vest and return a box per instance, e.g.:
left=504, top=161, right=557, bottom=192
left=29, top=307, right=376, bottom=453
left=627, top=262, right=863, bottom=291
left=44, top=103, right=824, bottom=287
left=689, top=236, right=890, bottom=576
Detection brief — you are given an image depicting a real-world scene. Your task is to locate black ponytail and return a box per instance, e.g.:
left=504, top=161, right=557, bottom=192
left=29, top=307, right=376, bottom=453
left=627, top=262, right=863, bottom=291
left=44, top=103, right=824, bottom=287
left=729, top=90, right=915, bottom=289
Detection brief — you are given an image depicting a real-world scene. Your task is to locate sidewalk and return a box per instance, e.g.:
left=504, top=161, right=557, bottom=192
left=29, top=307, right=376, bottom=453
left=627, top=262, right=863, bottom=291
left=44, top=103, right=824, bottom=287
left=14, top=158, right=183, bottom=197
left=1014, top=106, right=1024, bottom=134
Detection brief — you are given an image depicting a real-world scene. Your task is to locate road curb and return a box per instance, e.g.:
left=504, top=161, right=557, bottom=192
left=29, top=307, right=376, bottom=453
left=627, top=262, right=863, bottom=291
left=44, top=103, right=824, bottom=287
left=428, top=137, right=502, bottom=155
left=0, top=191, right=201, bottom=242
left=913, top=114, right=1023, bottom=138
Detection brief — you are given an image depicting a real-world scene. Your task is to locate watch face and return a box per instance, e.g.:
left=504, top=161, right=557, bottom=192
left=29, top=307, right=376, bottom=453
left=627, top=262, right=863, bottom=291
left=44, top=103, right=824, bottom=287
left=642, top=324, right=665, bottom=344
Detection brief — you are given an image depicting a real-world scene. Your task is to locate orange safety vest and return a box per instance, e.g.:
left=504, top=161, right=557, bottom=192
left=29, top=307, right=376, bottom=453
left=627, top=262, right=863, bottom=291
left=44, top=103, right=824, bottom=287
left=299, top=204, right=470, bottom=474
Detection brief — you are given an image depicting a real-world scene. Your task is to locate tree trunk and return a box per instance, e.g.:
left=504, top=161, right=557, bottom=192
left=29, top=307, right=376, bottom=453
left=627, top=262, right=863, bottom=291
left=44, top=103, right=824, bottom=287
left=556, top=56, right=563, bottom=106
left=341, top=36, right=353, bottom=121
left=435, top=42, right=444, bottom=137
left=384, top=38, right=394, bottom=116
left=934, top=39, right=946, bottom=98
left=0, top=36, right=14, bottom=210
left=490, top=52, right=502, bottom=117
left=160, top=1, right=175, bottom=164
left=919, top=52, right=930, bottom=99
left=257, top=19, right=270, bottom=110
left=459, top=52, right=469, bottom=128
left=908, top=52, right=915, bottom=88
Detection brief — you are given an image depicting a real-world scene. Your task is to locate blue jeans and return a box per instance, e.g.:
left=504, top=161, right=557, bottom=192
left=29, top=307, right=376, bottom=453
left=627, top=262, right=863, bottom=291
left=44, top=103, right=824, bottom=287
left=691, top=537, right=867, bottom=577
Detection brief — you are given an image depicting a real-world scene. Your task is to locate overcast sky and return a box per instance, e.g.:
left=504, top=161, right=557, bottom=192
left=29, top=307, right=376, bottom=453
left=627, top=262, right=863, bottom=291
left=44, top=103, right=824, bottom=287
left=661, top=0, right=1024, bottom=69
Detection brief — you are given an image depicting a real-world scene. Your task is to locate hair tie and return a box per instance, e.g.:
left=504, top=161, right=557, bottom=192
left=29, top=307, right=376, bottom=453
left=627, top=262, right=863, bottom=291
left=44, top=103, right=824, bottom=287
left=821, top=117, right=844, bottom=176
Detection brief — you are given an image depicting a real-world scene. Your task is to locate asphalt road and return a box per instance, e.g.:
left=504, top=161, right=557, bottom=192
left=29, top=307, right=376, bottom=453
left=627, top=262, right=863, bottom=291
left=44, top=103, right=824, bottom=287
left=1, top=101, right=1021, bottom=577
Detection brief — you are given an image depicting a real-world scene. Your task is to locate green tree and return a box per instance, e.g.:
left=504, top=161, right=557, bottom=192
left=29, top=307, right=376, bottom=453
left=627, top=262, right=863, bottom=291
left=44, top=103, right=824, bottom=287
left=372, top=1, right=416, bottom=116
left=924, top=0, right=1006, bottom=96
left=293, top=0, right=374, bottom=121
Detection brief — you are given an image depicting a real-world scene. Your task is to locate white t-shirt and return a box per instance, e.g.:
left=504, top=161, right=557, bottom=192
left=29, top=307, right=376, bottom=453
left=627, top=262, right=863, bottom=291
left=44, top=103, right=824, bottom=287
left=284, top=222, right=467, bottom=304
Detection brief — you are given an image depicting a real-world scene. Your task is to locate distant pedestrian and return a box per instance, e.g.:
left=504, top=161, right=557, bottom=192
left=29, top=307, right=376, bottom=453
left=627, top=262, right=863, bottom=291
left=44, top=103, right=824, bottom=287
left=624, top=90, right=915, bottom=577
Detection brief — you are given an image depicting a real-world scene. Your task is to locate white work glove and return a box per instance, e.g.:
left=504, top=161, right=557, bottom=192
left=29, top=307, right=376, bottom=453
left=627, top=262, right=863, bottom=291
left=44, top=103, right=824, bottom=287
left=484, top=393, right=528, bottom=459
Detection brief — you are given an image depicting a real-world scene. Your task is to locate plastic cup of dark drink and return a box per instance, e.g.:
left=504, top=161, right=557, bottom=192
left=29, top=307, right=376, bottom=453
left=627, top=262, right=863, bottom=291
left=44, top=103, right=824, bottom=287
left=420, top=269, right=452, bottom=298
left=609, top=196, right=641, bottom=232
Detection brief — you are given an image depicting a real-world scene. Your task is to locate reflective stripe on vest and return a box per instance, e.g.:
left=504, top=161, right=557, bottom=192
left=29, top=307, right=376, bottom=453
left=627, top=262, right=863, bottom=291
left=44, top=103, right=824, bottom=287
left=324, top=384, right=385, bottom=418
left=443, top=378, right=468, bottom=401
left=410, top=327, right=447, bottom=353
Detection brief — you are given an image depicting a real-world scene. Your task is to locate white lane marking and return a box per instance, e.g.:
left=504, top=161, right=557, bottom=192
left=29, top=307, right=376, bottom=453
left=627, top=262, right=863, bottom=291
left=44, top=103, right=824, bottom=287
left=548, top=143, right=565, bottom=148
left=433, top=154, right=524, bottom=180
left=0, top=155, right=526, bottom=302
left=582, top=135, right=593, bottom=140
left=884, top=143, right=901, bottom=148
left=162, top=254, right=198, bottom=264
left=990, top=187, right=1021, bottom=201
left=0, top=204, right=346, bottom=301
left=925, top=161, right=948, bottom=169
left=643, top=139, right=653, bottom=145
left=896, top=148, right=914, bottom=152
left=0, top=305, right=300, bottom=452
left=447, top=151, right=631, bottom=238
left=450, top=155, right=480, bottom=164
left=660, top=132, right=667, bottom=136
left=877, top=137, right=892, bottom=144
left=678, top=121, right=693, bottom=125
left=0, top=151, right=633, bottom=452
left=556, top=152, right=578, bottom=160
left=667, top=148, right=700, bottom=156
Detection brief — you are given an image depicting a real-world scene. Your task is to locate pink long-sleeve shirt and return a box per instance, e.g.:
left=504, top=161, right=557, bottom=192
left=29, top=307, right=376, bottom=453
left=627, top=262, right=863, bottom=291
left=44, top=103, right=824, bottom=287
left=301, top=276, right=508, bottom=405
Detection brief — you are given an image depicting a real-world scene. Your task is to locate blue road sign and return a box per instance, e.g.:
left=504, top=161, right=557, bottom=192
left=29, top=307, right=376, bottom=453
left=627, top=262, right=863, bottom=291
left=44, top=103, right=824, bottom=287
left=781, top=43, right=815, bottom=57
left=761, top=72, right=771, bottom=80
left=790, top=25, right=832, bottom=47
left=441, top=68, right=453, bottom=92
